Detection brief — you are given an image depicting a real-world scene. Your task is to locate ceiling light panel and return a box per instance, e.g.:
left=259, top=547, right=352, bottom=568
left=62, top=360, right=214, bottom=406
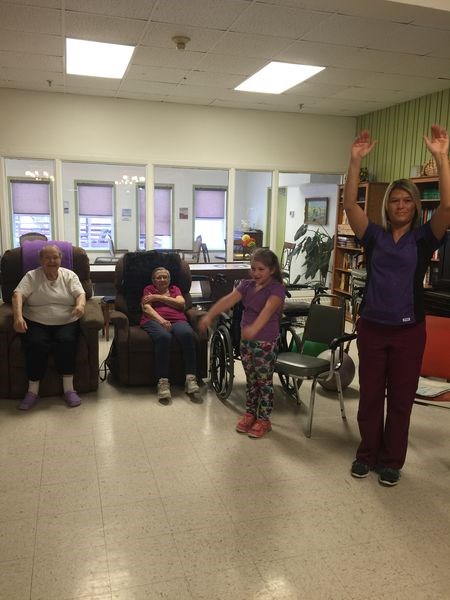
left=235, top=61, right=325, bottom=94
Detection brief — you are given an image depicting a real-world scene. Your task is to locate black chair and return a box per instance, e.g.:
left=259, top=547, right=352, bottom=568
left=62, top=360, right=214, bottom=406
left=275, top=296, right=356, bottom=437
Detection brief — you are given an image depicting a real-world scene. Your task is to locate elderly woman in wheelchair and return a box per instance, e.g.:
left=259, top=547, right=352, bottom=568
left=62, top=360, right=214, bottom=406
left=140, top=266, right=200, bottom=404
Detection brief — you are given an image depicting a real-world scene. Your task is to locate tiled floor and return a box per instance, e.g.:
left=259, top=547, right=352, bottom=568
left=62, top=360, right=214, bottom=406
left=1, top=336, right=450, bottom=599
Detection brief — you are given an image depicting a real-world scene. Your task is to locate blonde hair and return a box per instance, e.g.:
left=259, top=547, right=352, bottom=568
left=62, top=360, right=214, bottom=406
left=381, top=179, right=422, bottom=231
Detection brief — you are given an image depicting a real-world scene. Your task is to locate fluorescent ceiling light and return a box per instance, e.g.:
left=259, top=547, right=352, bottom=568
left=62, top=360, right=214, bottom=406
left=235, top=61, right=325, bottom=94
left=66, top=38, right=135, bottom=79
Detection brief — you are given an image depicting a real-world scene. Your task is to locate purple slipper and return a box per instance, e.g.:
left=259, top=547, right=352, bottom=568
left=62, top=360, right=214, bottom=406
left=18, top=391, right=39, bottom=411
left=65, top=390, right=81, bottom=408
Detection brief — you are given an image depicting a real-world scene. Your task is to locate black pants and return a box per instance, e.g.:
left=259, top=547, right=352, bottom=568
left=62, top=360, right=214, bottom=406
left=21, top=320, right=80, bottom=381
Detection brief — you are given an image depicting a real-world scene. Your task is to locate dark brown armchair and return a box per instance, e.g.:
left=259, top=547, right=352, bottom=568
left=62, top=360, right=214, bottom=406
left=0, top=245, right=103, bottom=399
left=107, top=251, right=208, bottom=386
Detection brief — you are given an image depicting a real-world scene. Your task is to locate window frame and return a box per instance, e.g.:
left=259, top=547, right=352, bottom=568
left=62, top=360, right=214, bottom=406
left=136, top=183, right=174, bottom=250
left=75, top=180, right=115, bottom=252
left=193, top=185, right=227, bottom=251
left=8, top=177, right=54, bottom=247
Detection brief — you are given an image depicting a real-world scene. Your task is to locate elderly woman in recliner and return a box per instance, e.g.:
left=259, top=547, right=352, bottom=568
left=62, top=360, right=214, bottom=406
left=140, top=266, right=200, bottom=404
left=12, top=244, right=86, bottom=410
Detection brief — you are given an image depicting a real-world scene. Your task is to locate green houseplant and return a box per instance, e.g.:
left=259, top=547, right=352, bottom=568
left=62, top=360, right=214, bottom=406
left=291, top=223, right=334, bottom=285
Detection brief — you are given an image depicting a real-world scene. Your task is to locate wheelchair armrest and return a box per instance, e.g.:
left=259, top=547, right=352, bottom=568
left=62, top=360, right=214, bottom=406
left=0, top=302, right=13, bottom=332
left=186, top=308, right=209, bottom=340
left=329, top=333, right=357, bottom=351
left=79, top=299, right=104, bottom=332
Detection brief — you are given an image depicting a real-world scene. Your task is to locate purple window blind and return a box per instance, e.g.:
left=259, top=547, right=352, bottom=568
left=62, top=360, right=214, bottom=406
left=12, top=181, right=50, bottom=214
left=195, top=188, right=226, bottom=218
left=139, top=186, right=171, bottom=236
left=78, top=183, right=113, bottom=216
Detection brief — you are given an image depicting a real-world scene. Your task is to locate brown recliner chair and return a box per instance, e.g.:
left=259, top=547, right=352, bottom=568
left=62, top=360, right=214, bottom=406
left=107, top=251, right=208, bottom=386
left=0, top=245, right=103, bottom=399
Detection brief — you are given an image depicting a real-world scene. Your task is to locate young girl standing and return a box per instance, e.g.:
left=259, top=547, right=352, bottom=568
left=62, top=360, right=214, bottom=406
left=199, top=249, right=285, bottom=438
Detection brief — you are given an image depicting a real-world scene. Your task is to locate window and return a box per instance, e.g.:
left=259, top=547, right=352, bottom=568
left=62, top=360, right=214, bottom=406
left=194, top=187, right=226, bottom=249
left=10, top=180, right=52, bottom=247
left=138, top=185, right=173, bottom=249
left=77, top=183, right=114, bottom=250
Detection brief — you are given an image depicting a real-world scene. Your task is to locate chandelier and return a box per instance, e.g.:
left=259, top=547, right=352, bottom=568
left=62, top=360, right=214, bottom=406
left=25, top=170, right=55, bottom=181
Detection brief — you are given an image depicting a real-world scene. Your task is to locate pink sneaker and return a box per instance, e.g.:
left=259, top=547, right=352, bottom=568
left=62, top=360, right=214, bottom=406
left=17, top=391, right=39, bottom=411
left=65, top=391, right=81, bottom=408
left=248, top=419, right=272, bottom=439
left=236, top=412, right=256, bottom=433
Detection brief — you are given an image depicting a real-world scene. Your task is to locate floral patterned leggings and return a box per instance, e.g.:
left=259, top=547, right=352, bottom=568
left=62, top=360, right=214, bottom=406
left=240, top=339, right=278, bottom=421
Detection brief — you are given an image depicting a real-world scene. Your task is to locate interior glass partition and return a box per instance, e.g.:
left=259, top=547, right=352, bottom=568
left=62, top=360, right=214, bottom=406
left=61, top=162, right=145, bottom=259
left=154, top=166, right=228, bottom=257
left=234, top=170, right=271, bottom=260
left=278, top=172, right=341, bottom=284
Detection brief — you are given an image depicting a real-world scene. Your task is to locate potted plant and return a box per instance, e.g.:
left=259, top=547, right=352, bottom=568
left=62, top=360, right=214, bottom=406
left=291, top=223, right=334, bottom=285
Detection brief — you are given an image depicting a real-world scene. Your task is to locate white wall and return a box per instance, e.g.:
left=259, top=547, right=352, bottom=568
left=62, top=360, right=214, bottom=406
left=0, top=88, right=355, bottom=251
left=0, top=89, right=354, bottom=170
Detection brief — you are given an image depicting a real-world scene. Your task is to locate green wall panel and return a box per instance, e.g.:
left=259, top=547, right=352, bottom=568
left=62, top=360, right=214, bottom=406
left=356, top=88, right=450, bottom=183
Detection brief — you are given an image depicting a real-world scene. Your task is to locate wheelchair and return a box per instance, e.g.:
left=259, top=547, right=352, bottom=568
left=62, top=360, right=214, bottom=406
left=208, top=282, right=326, bottom=400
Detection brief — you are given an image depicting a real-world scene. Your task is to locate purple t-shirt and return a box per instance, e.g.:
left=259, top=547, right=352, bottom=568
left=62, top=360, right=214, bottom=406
left=236, top=279, right=286, bottom=342
left=359, top=221, right=442, bottom=326
left=139, top=284, right=187, bottom=325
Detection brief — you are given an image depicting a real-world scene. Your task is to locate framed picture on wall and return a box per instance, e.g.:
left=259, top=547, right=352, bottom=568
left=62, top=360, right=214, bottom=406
left=304, top=197, right=329, bottom=225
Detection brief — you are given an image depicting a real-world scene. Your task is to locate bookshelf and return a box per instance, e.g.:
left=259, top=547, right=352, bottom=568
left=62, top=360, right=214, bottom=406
left=411, top=176, right=441, bottom=287
left=332, top=181, right=388, bottom=313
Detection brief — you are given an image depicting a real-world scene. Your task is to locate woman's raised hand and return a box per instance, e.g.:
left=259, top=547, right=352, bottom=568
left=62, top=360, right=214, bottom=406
left=424, top=125, right=449, bottom=157
left=351, top=129, right=377, bottom=160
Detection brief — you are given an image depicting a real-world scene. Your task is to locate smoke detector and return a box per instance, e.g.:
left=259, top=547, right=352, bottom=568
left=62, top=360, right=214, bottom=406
left=172, top=35, right=190, bottom=51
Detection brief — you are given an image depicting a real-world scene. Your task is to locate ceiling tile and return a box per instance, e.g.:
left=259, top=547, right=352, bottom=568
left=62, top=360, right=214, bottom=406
left=0, top=50, right=61, bottom=72
left=65, top=11, right=147, bottom=45
left=133, top=46, right=204, bottom=70
left=151, top=0, right=251, bottom=30
left=275, top=40, right=364, bottom=68
left=0, top=4, right=61, bottom=35
left=211, top=31, right=291, bottom=58
left=183, top=70, right=243, bottom=87
left=231, top=3, right=331, bottom=38
left=0, top=29, right=62, bottom=55
left=196, top=53, right=264, bottom=75
left=65, top=0, right=157, bottom=20
left=126, top=65, right=186, bottom=84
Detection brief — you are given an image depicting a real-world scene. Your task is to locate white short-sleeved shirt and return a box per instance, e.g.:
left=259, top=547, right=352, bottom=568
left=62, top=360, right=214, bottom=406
left=14, top=267, right=85, bottom=325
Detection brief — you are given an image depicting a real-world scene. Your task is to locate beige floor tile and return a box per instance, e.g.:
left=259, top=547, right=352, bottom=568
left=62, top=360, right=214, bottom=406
left=162, top=489, right=234, bottom=532
left=0, top=517, right=36, bottom=561
left=31, top=544, right=110, bottom=600
left=172, top=525, right=251, bottom=577
left=110, top=577, right=193, bottom=599
left=0, top=558, right=33, bottom=600
left=107, top=534, right=183, bottom=591
left=258, top=554, right=349, bottom=600
left=43, top=432, right=95, bottom=460
left=187, top=564, right=273, bottom=600
left=38, top=478, right=101, bottom=517
left=152, top=461, right=216, bottom=497
left=0, top=485, right=40, bottom=522
left=0, top=457, right=43, bottom=490
left=99, top=470, right=160, bottom=508
left=35, top=508, right=105, bottom=555
left=41, top=453, right=99, bottom=485
left=103, top=498, right=171, bottom=544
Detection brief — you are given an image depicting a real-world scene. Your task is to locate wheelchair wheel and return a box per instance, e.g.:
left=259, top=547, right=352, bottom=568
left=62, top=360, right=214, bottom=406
left=210, top=324, right=234, bottom=400
left=277, top=324, right=303, bottom=399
